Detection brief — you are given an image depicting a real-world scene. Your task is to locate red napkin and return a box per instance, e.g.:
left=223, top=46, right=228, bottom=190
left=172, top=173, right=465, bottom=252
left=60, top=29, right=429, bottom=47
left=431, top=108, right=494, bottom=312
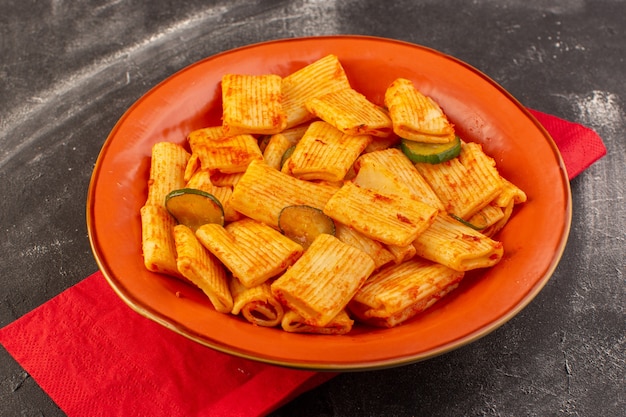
left=527, top=109, right=607, bottom=179
left=0, top=272, right=336, bottom=417
left=0, top=110, right=606, bottom=417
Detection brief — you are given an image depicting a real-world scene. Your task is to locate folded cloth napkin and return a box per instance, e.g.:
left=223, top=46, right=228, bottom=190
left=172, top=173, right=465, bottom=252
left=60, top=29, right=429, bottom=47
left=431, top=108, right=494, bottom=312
left=0, top=110, right=606, bottom=417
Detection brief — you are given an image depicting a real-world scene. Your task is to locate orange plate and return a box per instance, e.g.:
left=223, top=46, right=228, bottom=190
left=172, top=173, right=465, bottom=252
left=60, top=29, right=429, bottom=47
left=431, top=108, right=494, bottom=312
left=87, top=36, right=571, bottom=371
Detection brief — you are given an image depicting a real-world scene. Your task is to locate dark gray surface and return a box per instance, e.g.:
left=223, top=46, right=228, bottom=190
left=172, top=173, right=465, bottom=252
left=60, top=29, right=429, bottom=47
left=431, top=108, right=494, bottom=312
left=1, top=1, right=624, bottom=416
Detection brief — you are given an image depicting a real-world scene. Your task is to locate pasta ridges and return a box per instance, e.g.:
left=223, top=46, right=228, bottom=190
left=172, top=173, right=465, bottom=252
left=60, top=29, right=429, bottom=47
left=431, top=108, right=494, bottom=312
left=416, top=142, right=503, bottom=219
left=305, top=88, right=392, bottom=137
left=145, top=142, right=190, bottom=208
left=230, top=280, right=284, bottom=327
left=140, top=205, right=182, bottom=278
left=384, top=78, right=455, bottom=143
left=230, top=160, right=338, bottom=227
left=324, top=182, right=438, bottom=247
left=271, top=234, right=375, bottom=327
left=289, top=121, right=371, bottom=182
left=222, top=73, right=287, bottom=135
left=350, top=258, right=464, bottom=327
left=173, top=224, right=233, bottom=313
left=412, top=214, right=503, bottom=271
left=281, top=54, right=351, bottom=128
left=196, top=219, right=303, bottom=288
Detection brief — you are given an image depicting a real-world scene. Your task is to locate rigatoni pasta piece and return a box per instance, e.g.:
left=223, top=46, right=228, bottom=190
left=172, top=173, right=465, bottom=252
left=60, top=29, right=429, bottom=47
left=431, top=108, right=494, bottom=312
left=184, top=153, right=201, bottom=183
left=334, top=223, right=395, bottom=270
left=363, top=132, right=401, bottom=153
left=282, top=54, right=351, bottom=128
left=229, top=160, right=339, bottom=228
left=349, top=258, right=464, bottom=327
left=271, top=233, right=375, bottom=327
left=145, top=142, right=190, bottom=207
left=481, top=177, right=527, bottom=237
left=173, top=225, right=233, bottom=313
left=323, top=181, right=438, bottom=247
left=281, top=309, right=354, bottom=335
left=262, top=124, right=310, bottom=170
left=352, top=155, right=414, bottom=196
left=493, top=177, right=527, bottom=207
left=262, top=133, right=294, bottom=170
left=466, top=203, right=505, bottom=232
left=481, top=203, right=513, bottom=238
left=221, top=73, right=287, bottom=135
left=412, top=213, right=503, bottom=271
left=187, top=126, right=224, bottom=149
left=384, top=78, right=455, bottom=143
left=305, top=88, right=392, bottom=137
left=416, top=141, right=502, bottom=219
left=209, top=171, right=244, bottom=188
left=276, top=123, right=311, bottom=142
left=140, top=205, right=182, bottom=279
left=188, top=127, right=263, bottom=174
left=356, top=148, right=444, bottom=210
left=385, top=243, right=416, bottom=264
left=230, top=279, right=284, bottom=327
left=288, top=121, right=372, bottom=182
left=196, top=218, right=303, bottom=288
left=187, top=126, right=224, bottom=176
left=350, top=157, right=431, bottom=253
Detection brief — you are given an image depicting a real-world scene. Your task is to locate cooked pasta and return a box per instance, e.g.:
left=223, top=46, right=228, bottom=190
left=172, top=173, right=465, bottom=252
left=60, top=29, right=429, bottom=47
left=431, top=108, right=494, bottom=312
left=323, top=181, right=438, bottom=247
left=185, top=169, right=241, bottom=222
left=229, top=160, right=339, bottom=228
left=187, top=127, right=263, bottom=174
left=145, top=142, right=190, bottom=208
left=230, top=279, right=284, bottom=327
left=281, top=309, right=353, bottom=335
left=355, top=148, right=445, bottom=210
left=350, top=258, right=464, bottom=327
left=139, top=55, right=526, bottom=333
left=196, top=218, right=303, bottom=288
left=173, top=224, right=233, bottom=313
left=415, top=141, right=503, bottom=219
left=412, top=213, right=504, bottom=271
left=271, top=233, right=375, bottom=327
left=287, top=121, right=372, bottom=182
left=222, top=73, right=287, bottom=135
left=281, top=54, right=351, bottom=128
left=306, top=87, right=393, bottom=137
left=384, top=77, right=455, bottom=143
left=140, top=204, right=182, bottom=279
left=262, top=124, right=310, bottom=170
left=334, top=223, right=395, bottom=270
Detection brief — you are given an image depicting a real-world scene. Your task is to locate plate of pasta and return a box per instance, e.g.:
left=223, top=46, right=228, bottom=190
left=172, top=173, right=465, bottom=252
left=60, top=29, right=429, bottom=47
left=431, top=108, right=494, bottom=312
left=87, top=35, right=571, bottom=370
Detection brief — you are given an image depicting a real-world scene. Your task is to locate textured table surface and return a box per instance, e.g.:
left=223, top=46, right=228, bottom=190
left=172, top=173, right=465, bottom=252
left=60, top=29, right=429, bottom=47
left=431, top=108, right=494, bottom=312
left=1, top=1, right=624, bottom=416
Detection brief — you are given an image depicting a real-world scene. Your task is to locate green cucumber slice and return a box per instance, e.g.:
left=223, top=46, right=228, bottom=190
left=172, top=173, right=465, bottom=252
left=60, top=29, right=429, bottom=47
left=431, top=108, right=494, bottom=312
left=280, top=145, right=296, bottom=169
left=400, top=135, right=462, bottom=164
left=448, top=213, right=485, bottom=231
left=278, top=205, right=335, bottom=250
left=165, top=188, right=225, bottom=231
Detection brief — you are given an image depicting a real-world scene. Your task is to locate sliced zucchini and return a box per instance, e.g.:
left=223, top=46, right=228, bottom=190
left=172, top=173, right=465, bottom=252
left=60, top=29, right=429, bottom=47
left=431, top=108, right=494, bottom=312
left=278, top=205, right=335, bottom=250
left=448, top=213, right=485, bottom=231
left=400, top=135, right=462, bottom=164
left=466, top=211, right=491, bottom=230
left=165, top=188, right=224, bottom=231
left=280, top=145, right=296, bottom=169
